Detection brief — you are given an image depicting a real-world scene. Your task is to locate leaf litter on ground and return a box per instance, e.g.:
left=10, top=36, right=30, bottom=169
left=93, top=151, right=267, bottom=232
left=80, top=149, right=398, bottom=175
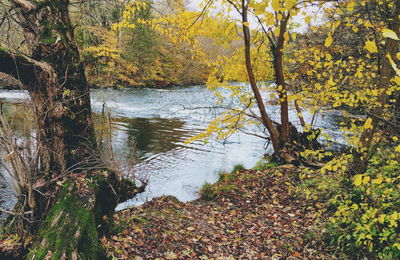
left=102, top=167, right=331, bottom=259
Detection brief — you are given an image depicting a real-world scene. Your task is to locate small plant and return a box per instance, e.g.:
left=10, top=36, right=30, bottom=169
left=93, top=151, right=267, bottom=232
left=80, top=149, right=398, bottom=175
left=199, top=183, right=216, bottom=200
left=253, top=159, right=279, bottom=171
left=200, top=164, right=245, bottom=201
left=217, top=164, right=246, bottom=182
left=231, top=164, right=245, bottom=173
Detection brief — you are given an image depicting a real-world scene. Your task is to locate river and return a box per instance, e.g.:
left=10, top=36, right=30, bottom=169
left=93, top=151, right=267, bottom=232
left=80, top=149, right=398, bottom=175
left=0, top=86, right=343, bottom=211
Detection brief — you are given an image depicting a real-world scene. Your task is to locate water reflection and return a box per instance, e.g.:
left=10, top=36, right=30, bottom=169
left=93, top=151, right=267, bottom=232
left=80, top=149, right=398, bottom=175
left=0, top=87, right=344, bottom=210
left=121, top=117, right=187, bottom=159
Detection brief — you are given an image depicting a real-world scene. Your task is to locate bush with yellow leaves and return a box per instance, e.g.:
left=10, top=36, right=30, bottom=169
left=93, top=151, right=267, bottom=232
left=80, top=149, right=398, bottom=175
left=327, top=143, right=400, bottom=259
left=294, top=140, right=400, bottom=259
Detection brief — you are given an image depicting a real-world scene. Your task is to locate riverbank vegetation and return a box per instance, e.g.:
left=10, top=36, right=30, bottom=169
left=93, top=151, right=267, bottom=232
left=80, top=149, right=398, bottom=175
left=0, top=0, right=399, bottom=259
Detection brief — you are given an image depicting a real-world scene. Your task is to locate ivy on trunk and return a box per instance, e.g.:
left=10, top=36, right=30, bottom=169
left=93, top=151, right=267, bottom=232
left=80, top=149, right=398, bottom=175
left=0, top=1, right=144, bottom=258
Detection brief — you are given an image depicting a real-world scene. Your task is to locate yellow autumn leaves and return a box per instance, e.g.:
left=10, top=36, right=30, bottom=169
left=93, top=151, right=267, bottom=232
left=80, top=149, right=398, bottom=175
left=353, top=174, right=369, bottom=186
left=364, top=41, right=378, bottom=53
left=353, top=173, right=396, bottom=187
left=363, top=118, right=373, bottom=129
left=364, top=28, right=399, bottom=53
left=325, top=34, right=333, bottom=47
left=382, top=28, right=399, bottom=40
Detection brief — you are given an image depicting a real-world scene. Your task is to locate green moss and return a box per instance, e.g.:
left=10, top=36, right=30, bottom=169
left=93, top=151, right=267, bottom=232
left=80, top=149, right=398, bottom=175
left=86, top=174, right=105, bottom=192
left=40, top=19, right=57, bottom=45
left=78, top=215, right=102, bottom=260
left=27, top=189, right=102, bottom=260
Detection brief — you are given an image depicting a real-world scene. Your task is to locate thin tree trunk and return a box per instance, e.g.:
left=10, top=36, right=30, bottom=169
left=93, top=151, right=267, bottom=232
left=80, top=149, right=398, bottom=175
left=239, top=1, right=301, bottom=163
left=273, top=14, right=290, bottom=143
left=394, top=93, right=400, bottom=128
left=241, top=0, right=280, bottom=151
left=351, top=1, right=399, bottom=175
left=294, top=100, right=306, bottom=127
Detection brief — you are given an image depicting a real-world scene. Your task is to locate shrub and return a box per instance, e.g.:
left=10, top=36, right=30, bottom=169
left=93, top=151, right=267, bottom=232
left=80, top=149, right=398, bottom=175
left=253, top=159, right=279, bottom=171
left=327, top=149, right=400, bottom=259
left=231, top=164, right=245, bottom=173
left=295, top=147, right=400, bottom=259
left=199, top=183, right=216, bottom=201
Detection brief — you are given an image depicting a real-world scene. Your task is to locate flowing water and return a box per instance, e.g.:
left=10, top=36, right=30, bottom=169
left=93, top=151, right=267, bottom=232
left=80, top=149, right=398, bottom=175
left=0, top=86, right=344, bottom=210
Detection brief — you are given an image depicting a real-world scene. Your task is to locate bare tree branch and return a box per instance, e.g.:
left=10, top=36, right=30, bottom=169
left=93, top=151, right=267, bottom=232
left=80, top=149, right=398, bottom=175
left=10, top=0, right=36, bottom=12
left=187, top=0, right=213, bottom=30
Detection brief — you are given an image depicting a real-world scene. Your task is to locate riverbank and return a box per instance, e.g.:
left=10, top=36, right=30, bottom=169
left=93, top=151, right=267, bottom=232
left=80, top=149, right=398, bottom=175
left=102, top=165, right=331, bottom=259
left=0, top=74, right=204, bottom=90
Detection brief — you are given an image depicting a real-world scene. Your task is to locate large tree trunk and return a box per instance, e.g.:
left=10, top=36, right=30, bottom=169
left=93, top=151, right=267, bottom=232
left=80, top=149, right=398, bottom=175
left=0, top=1, right=143, bottom=258
left=25, top=172, right=144, bottom=260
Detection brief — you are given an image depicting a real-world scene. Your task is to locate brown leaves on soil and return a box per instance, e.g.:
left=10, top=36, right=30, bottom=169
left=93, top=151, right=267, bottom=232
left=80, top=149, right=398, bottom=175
left=103, top=168, right=330, bottom=259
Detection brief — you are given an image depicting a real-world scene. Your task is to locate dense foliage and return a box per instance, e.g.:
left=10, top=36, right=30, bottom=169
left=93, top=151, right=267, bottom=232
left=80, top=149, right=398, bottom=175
left=0, top=0, right=399, bottom=258
left=118, top=0, right=400, bottom=257
left=55, top=0, right=400, bottom=257
left=74, top=0, right=222, bottom=87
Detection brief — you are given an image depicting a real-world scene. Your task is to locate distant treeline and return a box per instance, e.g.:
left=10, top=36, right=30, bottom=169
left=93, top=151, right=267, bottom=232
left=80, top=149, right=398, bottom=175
left=73, top=0, right=217, bottom=88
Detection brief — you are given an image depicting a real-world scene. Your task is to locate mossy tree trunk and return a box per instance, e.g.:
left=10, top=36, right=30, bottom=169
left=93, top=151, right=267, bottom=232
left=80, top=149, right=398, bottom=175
left=26, top=172, right=144, bottom=260
left=0, top=1, right=144, bottom=258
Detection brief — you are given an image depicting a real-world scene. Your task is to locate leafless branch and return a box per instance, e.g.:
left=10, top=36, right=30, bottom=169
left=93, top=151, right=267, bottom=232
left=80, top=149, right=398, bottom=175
left=10, top=0, right=36, bottom=12
left=187, top=0, right=213, bottom=30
